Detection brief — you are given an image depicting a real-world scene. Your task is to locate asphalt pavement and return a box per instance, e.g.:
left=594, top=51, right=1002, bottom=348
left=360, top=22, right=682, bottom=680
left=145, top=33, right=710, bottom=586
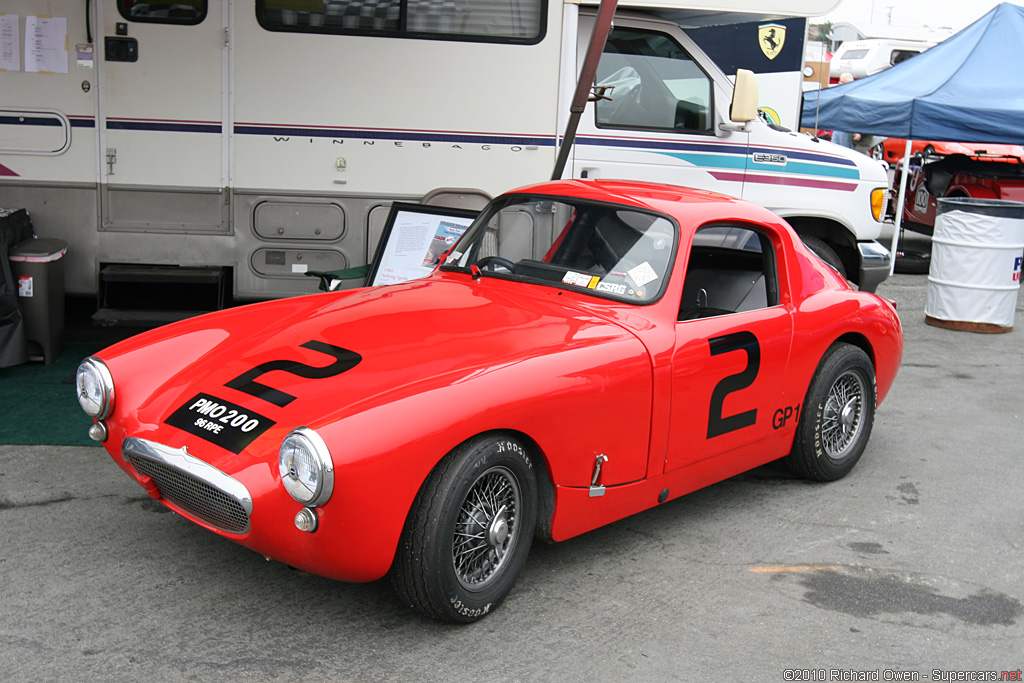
left=1, top=233, right=1022, bottom=682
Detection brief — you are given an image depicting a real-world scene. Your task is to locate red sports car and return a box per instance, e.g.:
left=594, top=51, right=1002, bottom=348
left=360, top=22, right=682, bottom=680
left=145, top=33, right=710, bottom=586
left=891, top=153, right=1024, bottom=233
left=75, top=179, right=903, bottom=622
left=881, top=138, right=1024, bottom=165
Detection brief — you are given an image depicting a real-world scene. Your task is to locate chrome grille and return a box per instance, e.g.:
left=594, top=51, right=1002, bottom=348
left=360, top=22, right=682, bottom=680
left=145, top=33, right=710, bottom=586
left=123, top=437, right=252, bottom=534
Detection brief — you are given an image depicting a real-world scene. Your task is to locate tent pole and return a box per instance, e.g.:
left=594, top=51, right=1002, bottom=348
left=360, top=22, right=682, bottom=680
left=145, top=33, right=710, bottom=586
left=888, top=138, right=914, bottom=275
left=551, top=0, right=618, bottom=181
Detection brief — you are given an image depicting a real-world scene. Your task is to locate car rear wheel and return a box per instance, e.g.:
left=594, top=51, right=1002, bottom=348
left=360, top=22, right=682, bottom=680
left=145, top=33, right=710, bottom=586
left=392, top=434, right=537, bottom=622
left=785, top=343, right=876, bottom=481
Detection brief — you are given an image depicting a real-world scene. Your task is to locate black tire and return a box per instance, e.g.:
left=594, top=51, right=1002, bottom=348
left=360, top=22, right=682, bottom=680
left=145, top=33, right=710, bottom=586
left=392, top=434, right=538, bottom=622
left=802, top=236, right=847, bottom=278
left=786, top=343, right=876, bottom=482
left=894, top=249, right=931, bottom=274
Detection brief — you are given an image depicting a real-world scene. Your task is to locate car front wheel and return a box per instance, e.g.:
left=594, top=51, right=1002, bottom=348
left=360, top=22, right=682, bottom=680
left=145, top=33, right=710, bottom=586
left=802, top=236, right=847, bottom=278
left=786, top=343, right=876, bottom=481
left=392, top=434, right=538, bottom=622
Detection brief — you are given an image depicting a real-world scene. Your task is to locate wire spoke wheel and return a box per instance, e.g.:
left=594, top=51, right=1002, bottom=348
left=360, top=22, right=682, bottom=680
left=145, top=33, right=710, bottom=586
left=392, top=434, right=538, bottom=622
left=453, top=466, right=521, bottom=592
left=785, top=343, right=876, bottom=482
left=821, top=370, right=866, bottom=459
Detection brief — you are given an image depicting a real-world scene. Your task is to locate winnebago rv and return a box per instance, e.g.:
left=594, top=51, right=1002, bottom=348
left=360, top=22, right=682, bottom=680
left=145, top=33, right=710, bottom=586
left=829, top=38, right=934, bottom=80
left=1, top=0, right=890, bottom=318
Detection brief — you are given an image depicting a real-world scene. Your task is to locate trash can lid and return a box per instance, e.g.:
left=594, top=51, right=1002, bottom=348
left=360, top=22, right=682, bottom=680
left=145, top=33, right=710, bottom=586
left=8, top=237, right=68, bottom=262
left=937, top=197, right=1024, bottom=219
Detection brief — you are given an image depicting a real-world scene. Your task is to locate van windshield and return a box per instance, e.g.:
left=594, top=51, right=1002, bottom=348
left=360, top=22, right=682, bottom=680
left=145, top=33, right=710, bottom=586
left=441, top=195, right=676, bottom=304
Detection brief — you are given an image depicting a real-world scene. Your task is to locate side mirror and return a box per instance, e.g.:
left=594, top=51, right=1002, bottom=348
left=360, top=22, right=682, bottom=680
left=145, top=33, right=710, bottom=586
left=730, top=69, right=759, bottom=123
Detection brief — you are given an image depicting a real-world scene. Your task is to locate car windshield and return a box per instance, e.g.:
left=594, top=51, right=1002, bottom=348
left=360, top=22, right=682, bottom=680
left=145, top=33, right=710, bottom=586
left=441, top=195, right=677, bottom=303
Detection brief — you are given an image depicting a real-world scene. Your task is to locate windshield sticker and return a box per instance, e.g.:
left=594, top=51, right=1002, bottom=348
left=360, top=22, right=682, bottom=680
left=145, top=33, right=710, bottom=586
left=562, top=271, right=599, bottom=289
left=627, top=262, right=659, bottom=288
left=596, top=281, right=627, bottom=295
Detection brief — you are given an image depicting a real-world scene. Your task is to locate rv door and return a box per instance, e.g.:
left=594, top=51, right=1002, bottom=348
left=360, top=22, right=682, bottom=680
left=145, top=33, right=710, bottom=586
left=99, top=0, right=227, bottom=234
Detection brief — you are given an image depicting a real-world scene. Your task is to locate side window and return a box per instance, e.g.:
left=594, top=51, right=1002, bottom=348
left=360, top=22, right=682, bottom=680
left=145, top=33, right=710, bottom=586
left=678, top=225, right=779, bottom=321
left=890, top=49, right=920, bottom=66
left=118, top=0, right=208, bottom=25
left=256, top=0, right=545, bottom=44
left=596, top=28, right=713, bottom=133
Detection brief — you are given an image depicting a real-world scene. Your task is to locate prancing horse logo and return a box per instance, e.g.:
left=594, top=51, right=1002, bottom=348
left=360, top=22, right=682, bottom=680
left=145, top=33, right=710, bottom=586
left=758, top=23, right=786, bottom=60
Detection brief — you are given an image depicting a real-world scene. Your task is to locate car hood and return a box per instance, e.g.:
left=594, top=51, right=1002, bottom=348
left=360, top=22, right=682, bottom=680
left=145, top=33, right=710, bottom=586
left=99, top=276, right=647, bottom=453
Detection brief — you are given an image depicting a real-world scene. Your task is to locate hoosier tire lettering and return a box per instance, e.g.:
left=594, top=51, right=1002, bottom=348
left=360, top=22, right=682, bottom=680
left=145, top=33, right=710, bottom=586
left=391, top=433, right=538, bottom=623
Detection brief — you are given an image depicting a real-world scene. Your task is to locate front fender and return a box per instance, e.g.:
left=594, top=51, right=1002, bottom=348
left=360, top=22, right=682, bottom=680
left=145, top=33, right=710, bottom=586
left=300, top=332, right=654, bottom=581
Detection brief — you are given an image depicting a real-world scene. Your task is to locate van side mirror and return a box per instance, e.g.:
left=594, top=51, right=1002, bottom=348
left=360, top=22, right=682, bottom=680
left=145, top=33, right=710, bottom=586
left=730, top=69, right=759, bottom=123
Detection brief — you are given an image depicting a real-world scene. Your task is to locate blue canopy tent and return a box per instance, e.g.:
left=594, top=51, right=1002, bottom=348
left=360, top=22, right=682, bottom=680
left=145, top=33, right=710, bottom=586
left=802, top=2, right=1024, bottom=142
left=800, top=2, right=1024, bottom=271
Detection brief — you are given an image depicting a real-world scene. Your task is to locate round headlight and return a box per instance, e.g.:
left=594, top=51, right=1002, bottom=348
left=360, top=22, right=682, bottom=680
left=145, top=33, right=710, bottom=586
left=278, top=427, right=334, bottom=507
left=75, top=357, right=115, bottom=419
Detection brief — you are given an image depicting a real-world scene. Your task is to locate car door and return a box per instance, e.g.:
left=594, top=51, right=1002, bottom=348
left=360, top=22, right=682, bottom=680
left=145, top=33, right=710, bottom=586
left=665, top=223, right=794, bottom=474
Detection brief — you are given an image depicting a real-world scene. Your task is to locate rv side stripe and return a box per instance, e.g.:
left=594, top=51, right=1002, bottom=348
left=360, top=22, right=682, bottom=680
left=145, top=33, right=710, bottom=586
left=709, top=171, right=858, bottom=192
left=661, top=152, right=748, bottom=171
left=235, top=124, right=556, bottom=147
left=2, top=116, right=95, bottom=128
left=577, top=135, right=858, bottom=168
left=107, top=119, right=221, bottom=134
left=660, top=151, right=859, bottom=180
left=0, top=115, right=64, bottom=127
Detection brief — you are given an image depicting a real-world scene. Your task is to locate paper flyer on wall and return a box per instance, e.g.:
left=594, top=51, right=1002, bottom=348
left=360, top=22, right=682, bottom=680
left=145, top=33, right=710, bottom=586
left=0, top=14, right=19, bottom=71
left=25, top=15, right=68, bottom=74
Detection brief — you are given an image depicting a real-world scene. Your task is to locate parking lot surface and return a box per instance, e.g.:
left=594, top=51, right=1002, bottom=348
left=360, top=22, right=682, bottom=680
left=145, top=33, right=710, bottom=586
left=2, top=263, right=1022, bottom=682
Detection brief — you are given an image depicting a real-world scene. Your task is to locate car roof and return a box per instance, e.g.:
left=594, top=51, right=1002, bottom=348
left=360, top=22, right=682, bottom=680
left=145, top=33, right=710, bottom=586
left=505, top=179, right=781, bottom=232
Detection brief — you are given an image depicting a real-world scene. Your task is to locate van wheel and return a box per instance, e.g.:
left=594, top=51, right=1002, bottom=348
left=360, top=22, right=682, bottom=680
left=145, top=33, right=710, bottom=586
left=786, top=343, right=876, bottom=481
left=803, top=236, right=847, bottom=278
left=392, top=434, right=537, bottom=622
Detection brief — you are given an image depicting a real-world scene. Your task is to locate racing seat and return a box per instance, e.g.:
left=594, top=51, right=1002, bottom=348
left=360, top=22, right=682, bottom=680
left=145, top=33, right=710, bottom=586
left=678, top=248, right=767, bottom=320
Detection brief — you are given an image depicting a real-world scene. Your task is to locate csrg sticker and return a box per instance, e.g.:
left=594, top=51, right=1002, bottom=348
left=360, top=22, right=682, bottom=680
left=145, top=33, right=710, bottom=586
left=165, top=393, right=275, bottom=454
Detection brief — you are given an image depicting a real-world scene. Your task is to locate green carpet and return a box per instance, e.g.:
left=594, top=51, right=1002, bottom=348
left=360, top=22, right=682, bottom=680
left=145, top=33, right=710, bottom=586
left=0, top=343, right=105, bottom=447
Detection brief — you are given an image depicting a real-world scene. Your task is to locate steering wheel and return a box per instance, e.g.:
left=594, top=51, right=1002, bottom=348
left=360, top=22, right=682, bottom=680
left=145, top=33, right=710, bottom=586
left=476, top=256, right=516, bottom=272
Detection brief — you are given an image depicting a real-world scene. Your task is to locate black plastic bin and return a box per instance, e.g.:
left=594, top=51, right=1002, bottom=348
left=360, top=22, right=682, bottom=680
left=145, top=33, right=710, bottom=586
left=1, top=208, right=34, bottom=367
left=9, top=237, right=68, bottom=364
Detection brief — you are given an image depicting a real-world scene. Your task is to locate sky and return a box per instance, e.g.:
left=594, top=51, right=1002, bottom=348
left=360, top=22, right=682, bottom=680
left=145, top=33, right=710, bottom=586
left=816, top=0, right=1016, bottom=31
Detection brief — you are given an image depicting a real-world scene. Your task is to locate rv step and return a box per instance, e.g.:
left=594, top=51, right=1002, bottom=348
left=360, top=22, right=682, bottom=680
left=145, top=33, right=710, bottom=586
left=94, top=264, right=230, bottom=327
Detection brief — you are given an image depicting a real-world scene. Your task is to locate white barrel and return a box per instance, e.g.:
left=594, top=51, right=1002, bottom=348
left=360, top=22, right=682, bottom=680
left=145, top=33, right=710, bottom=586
left=925, top=197, right=1024, bottom=333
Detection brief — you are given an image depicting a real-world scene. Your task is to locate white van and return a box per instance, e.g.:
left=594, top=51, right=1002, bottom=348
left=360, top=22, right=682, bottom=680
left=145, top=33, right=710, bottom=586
left=830, top=38, right=934, bottom=80
left=0, top=0, right=890, bottom=315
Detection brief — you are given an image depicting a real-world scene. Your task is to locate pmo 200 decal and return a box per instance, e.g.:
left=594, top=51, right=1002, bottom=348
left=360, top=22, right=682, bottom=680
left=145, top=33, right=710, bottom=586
left=165, top=393, right=275, bottom=454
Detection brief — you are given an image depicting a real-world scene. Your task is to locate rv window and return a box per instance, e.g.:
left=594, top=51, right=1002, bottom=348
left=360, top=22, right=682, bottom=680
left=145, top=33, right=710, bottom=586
left=595, top=28, right=713, bottom=134
left=256, top=0, right=545, bottom=44
left=890, top=49, right=920, bottom=66
left=838, top=48, right=869, bottom=60
left=118, top=0, right=207, bottom=25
